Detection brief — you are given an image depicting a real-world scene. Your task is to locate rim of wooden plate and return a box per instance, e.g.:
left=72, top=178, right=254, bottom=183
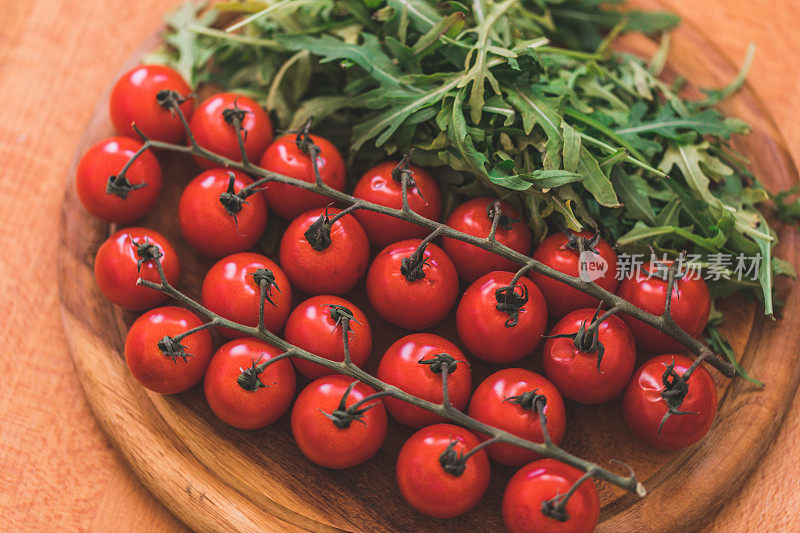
left=58, top=3, right=800, bottom=532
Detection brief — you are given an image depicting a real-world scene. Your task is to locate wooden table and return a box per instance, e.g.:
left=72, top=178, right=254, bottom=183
left=1, top=0, right=798, bottom=530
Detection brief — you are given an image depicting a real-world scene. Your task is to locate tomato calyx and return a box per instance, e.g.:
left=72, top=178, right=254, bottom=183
left=438, top=435, right=497, bottom=477
left=563, top=230, right=601, bottom=255
left=495, top=283, right=529, bottom=327
left=328, top=304, right=360, bottom=336
left=222, top=100, right=250, bottom=142
left=540, top=469, right=595, bottom=523
left=658, top=356, right=702, bottom=433
left=132, top=238, right=163, bottom=272
left=418, top=353, right=461, bottom=375
left=251, top=268, right=281, bottom=307
left=155, top=89, right=190, bottom=113
left=106, top=173, right=147, bottom=199
left=236, top=356, right=270, bottom=392
left=390, top=151, right=427, bottom=203
left=486, top=200, right=517, bottom=230
left=503, top=388, right=547, bottom=412
left=319, top=380, right=388, bottom=429
left=218, top=172, right=261, bottom=225
left=400, top=241, right=432, bottom=282
left=157, top=335, right=195, bottom=364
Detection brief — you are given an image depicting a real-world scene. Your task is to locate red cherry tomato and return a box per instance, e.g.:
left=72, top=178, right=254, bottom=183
left=467, top=369, right=565, bottom=466
left=442, top=198, right=532, bottom=283
left=396, top=423, right=490, bottom=519
left=109, top=64, right=195, bottom=143
left=623, top=354, right=717, bottom=450
left=203, top=338, right=296, bottom=430
left=260, top=134, right=346, bottom=220
left=283, top=296, right=372, bottom=380
left=190, top=92, right=273, bottom=169
left=352, top=161, right=442, bottom=248
left=76, top=137, right=162, bottom=223
left=124, top=306, right=213, bottom=394
left=617, top=261, right=711, bottom=352
left=543, top=308, right=636, bottom=404
left=366, top=239, right=459, bottom=330
left=200, top=252, right=292, bottom=338
left=94, top=227, right=180, bottom=311
left=178, top=168, right=268, bottom=257
left=377, top=333, right=471, bottom=427
left=291, top=375, right=388, bottom=469
left=503, top=458, right=600, bottom=533
left=278, top=207, right=369, bottom=295
left=456, top=271, right=548, bottom=363
left=530, top=231, right=619, bottom=319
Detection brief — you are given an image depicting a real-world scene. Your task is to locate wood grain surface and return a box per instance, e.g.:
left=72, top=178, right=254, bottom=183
left=2, top=1, right=800, bottom=531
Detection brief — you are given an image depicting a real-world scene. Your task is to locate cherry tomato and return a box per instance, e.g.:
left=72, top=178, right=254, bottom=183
left=109, top=64, right=194, bottom=143
left=76, top=137, right=162, bottom=223
left=442, top=198, right=532, bottom=283
left=291, top=375, right=388, bottom=469
left=278, top=207, right=369, bottom=295
left=178, top=168, right=268, bottom=258
left=467, top=369, right=565, bottom=466
left=190, top=92, right=273, bottom=169
left=200, top=252, right=292, bottom=338
left=456, top=271, right=548, bottom=363
left=396, top=423, right=490, bottom=519
left=377, top=334, right=471, bottom=427
left=529, top=231, right=619, bottom=319
left=94, top=227, right=180, bottom=311
left=124, top=306, right=213, bottom=394
left=616, top=261, right=711, bottom=352
left=543, top=308, right=636, bottom=405
left=260, top=134, right=346, bottom=220
left=366, top=239, right=459, bottom=330
left=283, top=296, right=372, bottom=380
left=623, top=354, right=717, bottom=450
left=352, top=161, right=442, bottom=248
left=203, top=338, right=296, bottom=430
left=503, top=458, right=600, bottom=533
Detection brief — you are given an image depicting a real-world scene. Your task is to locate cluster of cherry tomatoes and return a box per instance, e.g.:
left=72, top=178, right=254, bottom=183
left=77, top=63, right=720, bottom=532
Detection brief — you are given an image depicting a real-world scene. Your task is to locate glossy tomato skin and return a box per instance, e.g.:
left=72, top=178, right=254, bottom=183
left=377, top=334, right=471, bottom=427
left=617, top=262, right=711, bottom=352
left=94, top=227, right=180, bottom=311
left=543, top=309, right=636, bottom=405
left=291, top=375, right=388, bottom=469
left=366, top=239, right=459, bottom=330
left=283, top=296, right=372, bottom=380
left=76, top=137, right=162, bottom=223
left=200, top=252, right=292, bottom=338
left=278, top=208, right=369, bottom=295
left=396, top=424, right=490, bottom=519
left=468, top=369, right=565, bottom=466
left=190, top=93, right=273, bottom=169
left=178, top=169, right=268, bottom=257
left=623, top=354, right=717, bottom=450
left=260, top=134, right=346, bottom=220
left=124, top=306, right=213, bottom=394
left=457, top=271, right=548, bottom=363
left=503, top=458, right=600, bottom=533
left=109, top=64, right=194, bottom=143
left=203, top=338, right=296, bottom=430
left=442, top=198, right=532, bottom=283
left=352, top=161, right=442, bottom=248
left=530, top=231, right=619, bottom=319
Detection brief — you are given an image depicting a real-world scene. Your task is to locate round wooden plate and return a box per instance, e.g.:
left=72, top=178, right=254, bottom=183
left=59, top=2, right=800, bottom=531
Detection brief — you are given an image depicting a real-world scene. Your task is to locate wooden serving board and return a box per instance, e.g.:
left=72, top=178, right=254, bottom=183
left=58, top=2, right=800, bottom=531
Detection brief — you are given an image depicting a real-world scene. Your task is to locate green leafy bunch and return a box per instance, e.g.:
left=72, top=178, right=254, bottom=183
left=147, top=0, right=797, bottom=379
